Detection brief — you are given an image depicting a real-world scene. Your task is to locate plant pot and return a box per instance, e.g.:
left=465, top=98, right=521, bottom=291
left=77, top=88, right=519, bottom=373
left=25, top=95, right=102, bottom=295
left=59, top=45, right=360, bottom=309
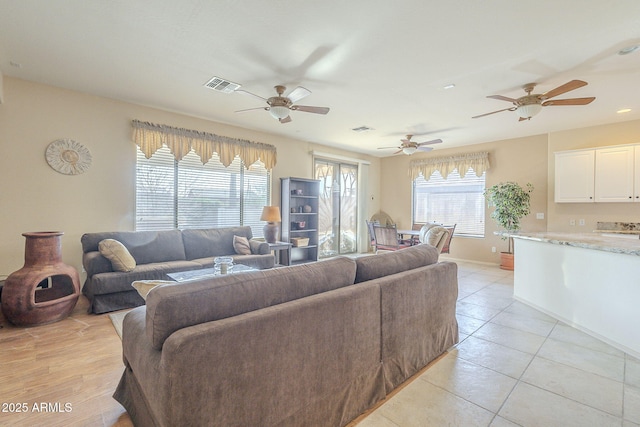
left=500, top=252, right=514, bottom=271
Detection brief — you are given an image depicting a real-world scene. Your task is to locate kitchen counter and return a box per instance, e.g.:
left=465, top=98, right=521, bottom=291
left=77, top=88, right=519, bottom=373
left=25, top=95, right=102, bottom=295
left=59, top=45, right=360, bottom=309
left=510, top=232, right=640, bottom=256
left=511, top=232, right=640, bottom=358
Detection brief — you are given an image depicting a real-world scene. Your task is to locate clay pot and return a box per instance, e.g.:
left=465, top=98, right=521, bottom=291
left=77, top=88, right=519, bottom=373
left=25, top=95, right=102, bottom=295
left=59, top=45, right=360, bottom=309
left=1, top=232, right=80, bottom=326
left=500, top=252, right=514, bottom=271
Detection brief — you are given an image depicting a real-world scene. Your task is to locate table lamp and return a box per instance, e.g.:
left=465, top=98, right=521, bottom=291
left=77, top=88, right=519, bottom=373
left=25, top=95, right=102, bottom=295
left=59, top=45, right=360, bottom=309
left=260, top=206, right=281, bottom=243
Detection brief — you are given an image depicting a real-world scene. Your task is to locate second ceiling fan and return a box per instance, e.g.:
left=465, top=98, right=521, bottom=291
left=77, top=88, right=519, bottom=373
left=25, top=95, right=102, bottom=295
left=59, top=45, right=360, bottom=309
left=472, top=79, right=595, bottom=121
left=235, top=85, right=329, bottom=123
left=378, top=135, right=443, bottom=155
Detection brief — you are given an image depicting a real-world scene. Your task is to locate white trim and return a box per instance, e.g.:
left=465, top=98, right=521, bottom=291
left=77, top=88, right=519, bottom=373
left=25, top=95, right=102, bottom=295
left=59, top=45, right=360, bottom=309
left=310, top=150, right=371, bottom=165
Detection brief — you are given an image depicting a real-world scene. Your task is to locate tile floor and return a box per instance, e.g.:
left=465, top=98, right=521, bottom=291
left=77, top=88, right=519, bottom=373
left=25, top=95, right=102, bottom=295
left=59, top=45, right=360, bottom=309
left=357, top=260, right=640, bottom=427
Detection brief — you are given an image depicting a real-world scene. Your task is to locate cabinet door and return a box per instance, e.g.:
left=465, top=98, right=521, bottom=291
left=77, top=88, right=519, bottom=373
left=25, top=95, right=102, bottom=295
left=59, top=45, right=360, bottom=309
left=635, top=146, right=640, bottom=202
left=594, top=146, right=634, bottom=202
left=555, top=150, right=595, bottom=203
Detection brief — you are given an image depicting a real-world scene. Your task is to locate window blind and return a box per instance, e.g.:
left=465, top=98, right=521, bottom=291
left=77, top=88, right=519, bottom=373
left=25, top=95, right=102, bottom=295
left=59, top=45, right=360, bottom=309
left=413, top=168, right=486, bottom=237
left=136, top=146, right=270, bottom=236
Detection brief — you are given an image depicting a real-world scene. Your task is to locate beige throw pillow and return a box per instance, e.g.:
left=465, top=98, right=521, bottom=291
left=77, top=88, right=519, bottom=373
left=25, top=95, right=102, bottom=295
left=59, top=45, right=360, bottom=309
left=131, top=280, right=172, bottom=300
left=98, top=239, right=136, bottom=272
left=233, top=235, right=251, bottom=255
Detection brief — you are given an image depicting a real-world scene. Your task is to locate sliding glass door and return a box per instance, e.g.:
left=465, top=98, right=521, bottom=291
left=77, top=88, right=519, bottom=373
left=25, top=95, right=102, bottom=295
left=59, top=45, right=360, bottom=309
left=314, top=159, right=358, bottom=258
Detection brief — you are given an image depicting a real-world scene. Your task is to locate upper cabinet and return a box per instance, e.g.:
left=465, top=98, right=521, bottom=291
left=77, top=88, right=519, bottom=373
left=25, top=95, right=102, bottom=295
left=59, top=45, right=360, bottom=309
left=594, top=146, right=635, bottom=202
left=555, top=144, right=640, bottom=203
left=555, top=149, right=595, bottom=203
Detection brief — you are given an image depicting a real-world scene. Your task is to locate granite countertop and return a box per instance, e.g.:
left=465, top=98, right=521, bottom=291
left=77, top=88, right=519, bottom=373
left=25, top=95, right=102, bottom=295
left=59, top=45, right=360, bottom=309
left=509, top=232, right=640, bottom=257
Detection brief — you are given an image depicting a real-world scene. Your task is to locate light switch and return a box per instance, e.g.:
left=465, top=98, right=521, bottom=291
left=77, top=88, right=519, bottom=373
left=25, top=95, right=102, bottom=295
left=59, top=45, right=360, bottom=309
left=536, top=213, right=544, bottom=220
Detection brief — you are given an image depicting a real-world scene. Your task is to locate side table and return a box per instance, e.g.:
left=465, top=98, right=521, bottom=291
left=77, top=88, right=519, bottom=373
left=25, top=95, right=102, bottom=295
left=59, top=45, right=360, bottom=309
left=268, top=241, right=292, bottom=266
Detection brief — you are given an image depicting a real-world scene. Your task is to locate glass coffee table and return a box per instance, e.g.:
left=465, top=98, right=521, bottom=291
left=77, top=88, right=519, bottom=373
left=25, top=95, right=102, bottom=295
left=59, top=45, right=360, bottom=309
left=167, top=264, right=258, bottom=282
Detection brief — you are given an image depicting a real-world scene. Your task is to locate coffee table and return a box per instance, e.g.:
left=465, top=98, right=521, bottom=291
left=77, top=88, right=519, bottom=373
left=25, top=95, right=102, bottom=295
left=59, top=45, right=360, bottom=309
left=167, top=264, right=258, bottom=282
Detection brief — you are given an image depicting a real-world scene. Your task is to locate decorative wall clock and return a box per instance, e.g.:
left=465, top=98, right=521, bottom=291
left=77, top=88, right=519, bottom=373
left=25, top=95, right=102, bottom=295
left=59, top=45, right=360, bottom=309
left=45, top=139, right=92, bottom=175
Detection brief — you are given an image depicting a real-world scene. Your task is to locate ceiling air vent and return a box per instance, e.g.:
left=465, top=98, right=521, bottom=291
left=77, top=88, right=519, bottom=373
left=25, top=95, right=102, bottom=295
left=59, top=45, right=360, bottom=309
left=204, top=77, right=241, bottom=93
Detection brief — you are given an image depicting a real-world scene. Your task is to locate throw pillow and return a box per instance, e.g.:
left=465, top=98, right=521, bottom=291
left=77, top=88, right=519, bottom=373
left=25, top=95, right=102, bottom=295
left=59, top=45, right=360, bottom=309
left=131, top=280, right=172, bottom=300
left=233, top=235, right=251, bottom=255
left=98, top=239, right=136, bottom=272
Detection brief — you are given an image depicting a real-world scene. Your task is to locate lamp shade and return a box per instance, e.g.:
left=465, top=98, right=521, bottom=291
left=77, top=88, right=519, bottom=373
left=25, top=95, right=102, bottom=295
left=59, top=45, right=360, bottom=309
left=516, top=103, right=542, bottom=119
left=269, top=106, right=290, bottom=120
left=260, top=206, right=281, bottom=222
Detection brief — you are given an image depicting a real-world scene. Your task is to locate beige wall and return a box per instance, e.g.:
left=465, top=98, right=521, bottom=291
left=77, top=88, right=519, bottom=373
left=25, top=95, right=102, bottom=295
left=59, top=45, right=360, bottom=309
left=0, top=77, right=380, bottom=279
left=380, top=135, right=549, bottom=264
left=547, top=119, right=640, bottom=232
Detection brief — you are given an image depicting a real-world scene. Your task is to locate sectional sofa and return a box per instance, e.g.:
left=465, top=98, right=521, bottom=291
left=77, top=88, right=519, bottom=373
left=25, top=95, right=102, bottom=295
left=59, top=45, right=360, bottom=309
left=113, top=244, right=459, bottom=427
left=81, top=226, right=274, bottom=314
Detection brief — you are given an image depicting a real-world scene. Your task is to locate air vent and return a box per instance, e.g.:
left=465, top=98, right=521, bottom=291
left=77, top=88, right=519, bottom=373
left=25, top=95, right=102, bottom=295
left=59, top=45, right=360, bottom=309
left=204, top=77, right=241, bottom=93
left=352, top=126, right=374, bottom=132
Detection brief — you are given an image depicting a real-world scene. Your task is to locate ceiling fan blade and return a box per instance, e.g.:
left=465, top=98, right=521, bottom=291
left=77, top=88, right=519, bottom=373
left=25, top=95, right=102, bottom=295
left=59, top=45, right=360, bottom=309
left=416, top=146, right=435, bottom=152
left=287, top=86, right=311, bottom=103
left=416, top=139, right=443, bottom=146
left=235, top=107, right=268, bottom=113
left=519, top=116, right=530, bottom=122
left=542, top=97, right=596, bottom=106
left=487, top=95, right=518, bottom=103
left=279, top=116, right=292, bottom=124
left=377, top=146, right=401, bottom=150
left=541, top=80, right=587, bottom=100
left=291, top=105, right=330, bottom=114
left=472, top=107, right=516, bottom=119
left=393, top=149, right=403, bottom=155
left=234, top=89, right=267, bottom=101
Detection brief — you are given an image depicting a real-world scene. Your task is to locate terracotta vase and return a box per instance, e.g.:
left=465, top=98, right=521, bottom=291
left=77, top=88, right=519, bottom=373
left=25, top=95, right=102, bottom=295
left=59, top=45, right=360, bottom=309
left=1, top=232, right=80, bottom=326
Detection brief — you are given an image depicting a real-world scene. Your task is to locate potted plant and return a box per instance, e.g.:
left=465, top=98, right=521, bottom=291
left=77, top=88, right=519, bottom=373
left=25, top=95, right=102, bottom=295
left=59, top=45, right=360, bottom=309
left=484, top=181, right=534, bottom=270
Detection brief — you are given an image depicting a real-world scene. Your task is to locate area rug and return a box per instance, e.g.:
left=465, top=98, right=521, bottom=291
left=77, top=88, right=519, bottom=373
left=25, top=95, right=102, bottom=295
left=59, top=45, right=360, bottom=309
left=109, top=309, right=131, bottom=340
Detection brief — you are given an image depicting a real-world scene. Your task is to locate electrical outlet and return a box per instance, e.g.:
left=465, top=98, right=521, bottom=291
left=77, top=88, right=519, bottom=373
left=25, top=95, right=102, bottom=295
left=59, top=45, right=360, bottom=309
left=569, top=219, right=576, bottom=226
left=579, top=219, right=585, bottom=226
left=491, top=246, right=496, bottom=253
left=536, top=213, right=544, bottom=220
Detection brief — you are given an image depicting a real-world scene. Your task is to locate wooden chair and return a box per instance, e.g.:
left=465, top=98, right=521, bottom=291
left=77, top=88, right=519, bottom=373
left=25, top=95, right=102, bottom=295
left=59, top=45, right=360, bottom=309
left=440, top=224, right=456, bottom=254
left=373, top=224, right=411, bottom=253
left=365, top=220, right=379, bottom=251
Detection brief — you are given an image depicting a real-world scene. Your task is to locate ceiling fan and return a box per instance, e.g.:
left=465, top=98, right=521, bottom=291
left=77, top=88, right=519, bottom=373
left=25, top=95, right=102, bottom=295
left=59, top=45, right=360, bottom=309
left=234, top=85, right=329, bottom=123
left=378, top=135, right=443, bottom=155
left=472, top=79, right=595, bottom=121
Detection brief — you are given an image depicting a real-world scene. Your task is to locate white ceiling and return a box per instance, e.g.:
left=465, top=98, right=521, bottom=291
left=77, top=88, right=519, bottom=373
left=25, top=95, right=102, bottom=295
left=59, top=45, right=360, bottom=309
left=1, top=0, right=639, bottom=157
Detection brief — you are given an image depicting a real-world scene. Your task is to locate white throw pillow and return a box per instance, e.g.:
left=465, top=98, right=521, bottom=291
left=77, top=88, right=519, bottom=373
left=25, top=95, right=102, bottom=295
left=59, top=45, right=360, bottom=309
left=98, top=239, right=136, bottom=272
left=233, top=235, right=251, bottom=255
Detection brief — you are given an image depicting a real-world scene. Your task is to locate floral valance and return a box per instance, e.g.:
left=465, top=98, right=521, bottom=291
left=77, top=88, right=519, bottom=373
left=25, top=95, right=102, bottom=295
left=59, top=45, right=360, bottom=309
left=131, top=120, right=277, bottom=170
left=409, top=151, right=490, bottom=180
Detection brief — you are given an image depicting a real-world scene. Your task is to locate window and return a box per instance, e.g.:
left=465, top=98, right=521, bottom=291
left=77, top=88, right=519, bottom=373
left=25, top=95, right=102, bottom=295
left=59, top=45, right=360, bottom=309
left=136, top=146, right=270, bottom=235
left=413, top=168, right=485, bottom=237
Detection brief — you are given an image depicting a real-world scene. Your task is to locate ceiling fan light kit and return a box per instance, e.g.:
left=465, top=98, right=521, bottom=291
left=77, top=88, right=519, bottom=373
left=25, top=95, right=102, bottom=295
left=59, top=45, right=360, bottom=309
left=402, top=146, right=418, bottom=155
left=516, top=103, right=543, bottom=119
left=269, top=105, right=290, bottom=120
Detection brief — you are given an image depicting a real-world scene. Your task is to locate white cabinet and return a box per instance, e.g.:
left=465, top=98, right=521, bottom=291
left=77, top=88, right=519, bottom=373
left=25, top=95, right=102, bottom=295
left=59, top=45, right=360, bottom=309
left=554, top=149, right=595, bottom=203
left=594, top=146, right=635, bottom=202
left=635, top=146, right=640, bottom=202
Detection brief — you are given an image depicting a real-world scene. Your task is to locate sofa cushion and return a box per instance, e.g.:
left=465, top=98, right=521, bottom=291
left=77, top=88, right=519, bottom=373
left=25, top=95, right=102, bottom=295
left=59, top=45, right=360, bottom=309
left=182, top=226, right=253, bottom=260
left=99, top=239, right=136, bottom=272
left=355, top=244, right=439, bottom=283
left=146, top=256, right=357, bottom=350
left=233, top=235, right=251, bottom=255
left=82, top=230, right=187, bottom=265
left=87, top=260, right=203, bottom=296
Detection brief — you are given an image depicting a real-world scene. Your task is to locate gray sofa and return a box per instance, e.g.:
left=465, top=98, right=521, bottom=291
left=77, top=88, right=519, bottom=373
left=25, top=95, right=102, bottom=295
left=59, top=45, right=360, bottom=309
left=81, top=226, right=274, bottom=314
left=113, top=244, right=459, bottom=427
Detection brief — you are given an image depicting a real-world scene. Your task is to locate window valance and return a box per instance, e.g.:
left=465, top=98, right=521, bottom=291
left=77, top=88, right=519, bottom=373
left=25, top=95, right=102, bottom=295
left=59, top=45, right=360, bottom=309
left=131, top=120, right=277, bottom=170
left=409, top=151, right=490, bottom=180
